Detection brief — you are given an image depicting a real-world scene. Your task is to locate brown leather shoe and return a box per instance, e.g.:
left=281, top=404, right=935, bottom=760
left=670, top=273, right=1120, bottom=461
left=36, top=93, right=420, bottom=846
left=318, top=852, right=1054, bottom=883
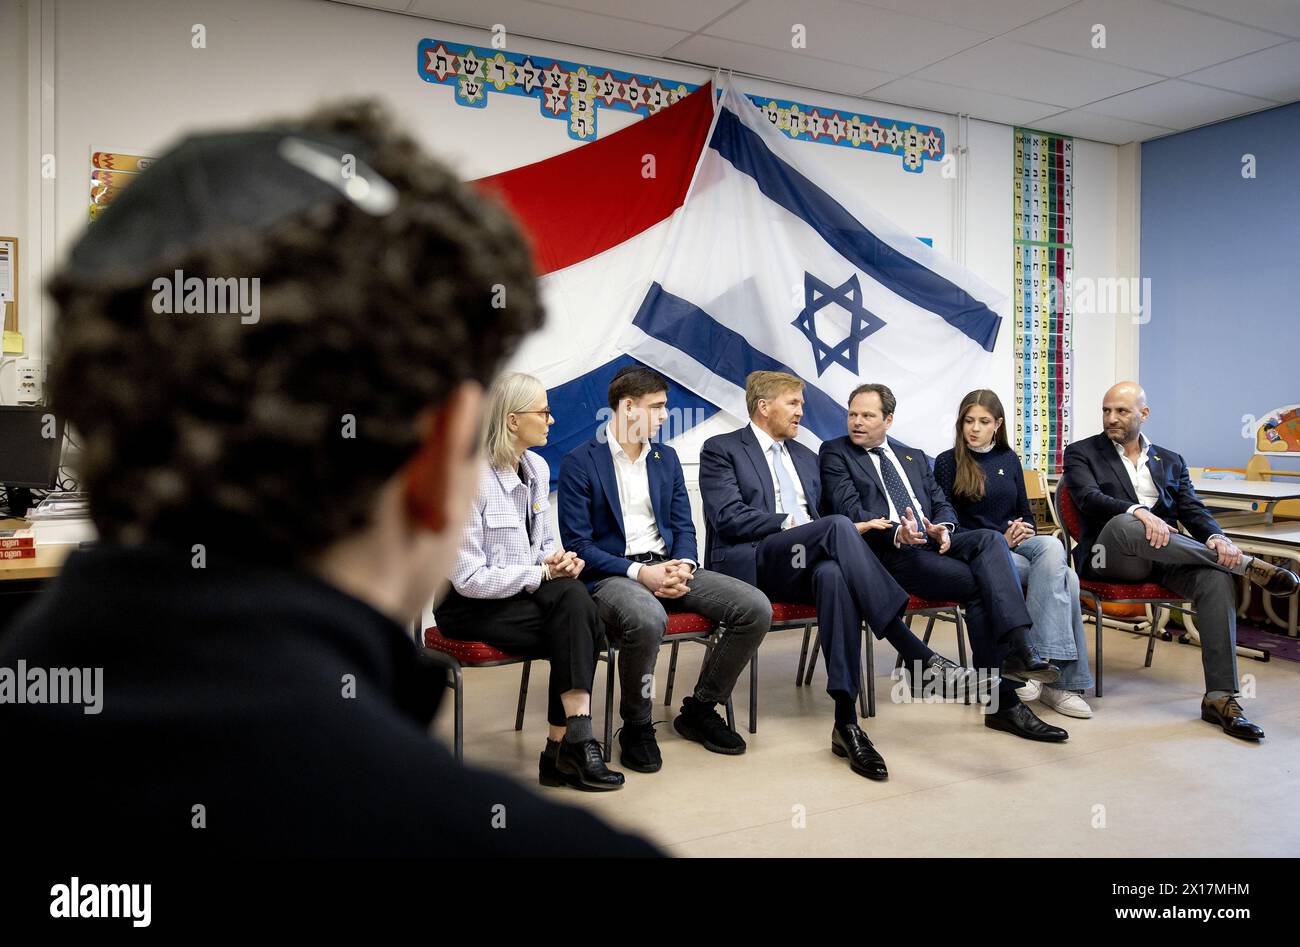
left=1201, top=695, right=1265, bottom=741
left=1245, top=557, right=1299, bottom=597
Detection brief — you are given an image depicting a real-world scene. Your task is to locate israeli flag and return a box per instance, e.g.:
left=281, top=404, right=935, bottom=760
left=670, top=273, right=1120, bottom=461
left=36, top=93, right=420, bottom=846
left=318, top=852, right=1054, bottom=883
left=621, top=83, right=1007, bottom=456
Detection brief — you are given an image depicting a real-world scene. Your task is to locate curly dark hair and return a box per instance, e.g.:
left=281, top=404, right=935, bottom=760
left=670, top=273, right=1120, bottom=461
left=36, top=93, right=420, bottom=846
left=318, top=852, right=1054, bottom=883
left=47, top=99, right=543, bottom=563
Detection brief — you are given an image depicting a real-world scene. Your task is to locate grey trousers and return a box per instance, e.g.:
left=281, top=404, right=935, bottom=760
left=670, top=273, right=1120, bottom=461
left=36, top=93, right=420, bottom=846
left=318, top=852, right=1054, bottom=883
left=592, top=567, right=771, bottom=725
left=1091, top=514, right=1240, bottom=693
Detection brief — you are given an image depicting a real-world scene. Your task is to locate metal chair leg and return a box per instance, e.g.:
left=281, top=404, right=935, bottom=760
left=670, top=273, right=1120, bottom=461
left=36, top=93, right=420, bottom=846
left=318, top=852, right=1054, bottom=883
left=451, top=663, right=464, bottom=763
left=665, top=641, right=680, bottom=706
left=955, top=609, right=968, bottom=667
left=515, top=660, right=531, bottom=731
left=866, top=624, right=876, bottom=718
left=748, top=652, right=758, bottom=734
left=603, top=647, right=616, bottom=762
left=856, top=624, right=869, bottom=718
left=922, top=615, right=936, bottom=646
left=796, top=624, right=813, bottom=685
left=1145, top=605, right=1160, bottom=668
left=1094, top=596, right=1105, bottom=698
left=725, top=696, right=736, bottom=731
left=803, top=634, right=820, bottom=686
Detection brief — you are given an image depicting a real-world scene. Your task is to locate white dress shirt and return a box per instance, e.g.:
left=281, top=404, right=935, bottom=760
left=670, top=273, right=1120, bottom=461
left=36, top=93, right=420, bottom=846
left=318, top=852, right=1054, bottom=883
left=606, top=425, right=670, bottom=581
left=450, top=452, right=555, bottom=599
left=1116, top=433, right=1226, bottom=545
left=749, top=422, right=811, bottom=527
left=1115, top=433, right=1160, bottom=513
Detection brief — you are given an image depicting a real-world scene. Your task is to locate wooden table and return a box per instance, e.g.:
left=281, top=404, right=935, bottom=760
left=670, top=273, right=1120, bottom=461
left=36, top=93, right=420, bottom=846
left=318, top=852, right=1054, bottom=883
left=1220, top=519, right=1300, bottom=637
left=1, top=518, right=80, bottom=632
left=1191, top=478, right=1300, bottom=525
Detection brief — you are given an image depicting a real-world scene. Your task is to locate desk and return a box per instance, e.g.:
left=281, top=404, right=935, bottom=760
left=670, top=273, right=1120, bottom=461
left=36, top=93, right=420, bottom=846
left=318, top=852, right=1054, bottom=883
left=1220, top=520, right=1300, bottom=637
left=0, top=542, right=76, bottom=582
left=1190, top=478, right=1300, bottom=525
left=0, top=518, right=79, bottom=633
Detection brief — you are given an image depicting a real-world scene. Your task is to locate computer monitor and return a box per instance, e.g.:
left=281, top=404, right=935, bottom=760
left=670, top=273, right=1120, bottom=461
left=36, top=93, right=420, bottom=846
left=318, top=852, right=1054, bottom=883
left=0, top=406, right=65, bottom=488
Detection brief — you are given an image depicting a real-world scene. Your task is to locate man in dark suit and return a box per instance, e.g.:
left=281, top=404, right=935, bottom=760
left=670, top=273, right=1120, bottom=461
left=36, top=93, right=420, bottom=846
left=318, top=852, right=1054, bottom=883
left=1063, top=381, right=1297, bottom=740
left=559, top=366, right=770, bottom=774
left=699, top=371, right=969, bottom=781
left=820, top=383, right=1069, bottom=743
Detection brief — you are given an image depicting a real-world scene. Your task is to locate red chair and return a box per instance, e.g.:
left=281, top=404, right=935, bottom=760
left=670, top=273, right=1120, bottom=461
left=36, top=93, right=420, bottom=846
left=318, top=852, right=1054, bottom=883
left=1054, top=479, right=1193, bottom=697
left=421, top=624, right=615, bottom=762
left=801, top=596, right=966, bottom=717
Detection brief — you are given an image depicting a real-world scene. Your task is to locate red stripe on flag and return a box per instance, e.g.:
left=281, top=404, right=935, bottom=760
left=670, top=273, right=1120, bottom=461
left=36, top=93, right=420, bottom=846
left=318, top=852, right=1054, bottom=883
left=473, top=82, right=715, bottom=276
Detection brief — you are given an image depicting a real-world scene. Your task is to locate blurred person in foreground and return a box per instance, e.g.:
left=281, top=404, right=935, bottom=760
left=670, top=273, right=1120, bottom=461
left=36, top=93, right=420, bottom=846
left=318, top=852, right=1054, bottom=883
left=0, top=100, right=658, bottom=856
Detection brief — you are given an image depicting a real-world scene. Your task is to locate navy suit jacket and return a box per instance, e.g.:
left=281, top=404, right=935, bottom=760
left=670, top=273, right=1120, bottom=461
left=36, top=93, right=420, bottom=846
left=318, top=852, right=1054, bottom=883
left=1062, top=432, right=1221, bottom=574
left=698, top=425, right=823, bottom=587
left=557, top=436, right=698, bottom=591
left=819, top=435, right=957, bottom=556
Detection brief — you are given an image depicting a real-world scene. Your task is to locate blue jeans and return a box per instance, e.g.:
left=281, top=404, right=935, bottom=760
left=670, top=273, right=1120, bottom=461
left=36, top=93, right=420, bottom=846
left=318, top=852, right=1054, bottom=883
left=1010, top=534, right=1094, bottom=692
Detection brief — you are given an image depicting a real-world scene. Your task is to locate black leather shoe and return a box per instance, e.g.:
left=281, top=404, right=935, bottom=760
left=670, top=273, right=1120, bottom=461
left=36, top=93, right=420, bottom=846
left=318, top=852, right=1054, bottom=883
left=556, top=738, right=625, bottom=791
left=920, top=655, right=999, bottom=702
left=1002, top=629, right=1061, bottom=684
left=831, top=723, right=888, bottom=780
left=618, top=720, right=663, bottom=773
left=984, top=700, right=1069, bottom=742
left=674, top=696, right=746, bottom=755
left=539, top=741, right=564, bottom=787
left=1201, top=695, right=1265, bottom=740
left=1245, top=558, right=1299, bottom=597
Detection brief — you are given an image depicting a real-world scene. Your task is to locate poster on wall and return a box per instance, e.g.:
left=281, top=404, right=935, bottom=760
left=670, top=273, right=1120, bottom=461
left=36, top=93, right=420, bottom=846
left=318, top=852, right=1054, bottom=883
left=90, top=150, right=155, bottom=220
left=1013, top=128, right=1073, bottom=475
left=417, top=38, right=944, bottom=172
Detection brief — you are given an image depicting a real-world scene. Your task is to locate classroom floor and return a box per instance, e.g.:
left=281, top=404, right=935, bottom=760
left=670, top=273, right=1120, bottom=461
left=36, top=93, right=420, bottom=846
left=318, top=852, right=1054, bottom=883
left=428, top=619, right=1300, bottom=856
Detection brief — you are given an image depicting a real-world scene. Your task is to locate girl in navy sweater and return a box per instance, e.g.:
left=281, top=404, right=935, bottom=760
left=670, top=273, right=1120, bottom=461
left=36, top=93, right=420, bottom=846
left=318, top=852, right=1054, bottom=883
left=935, top=390, right=1094, bottom=718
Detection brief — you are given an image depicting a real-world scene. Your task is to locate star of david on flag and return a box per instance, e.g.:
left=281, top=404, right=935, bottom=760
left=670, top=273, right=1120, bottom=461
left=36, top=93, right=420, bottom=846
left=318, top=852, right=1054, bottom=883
left=792, top=273, right=886, bottom=377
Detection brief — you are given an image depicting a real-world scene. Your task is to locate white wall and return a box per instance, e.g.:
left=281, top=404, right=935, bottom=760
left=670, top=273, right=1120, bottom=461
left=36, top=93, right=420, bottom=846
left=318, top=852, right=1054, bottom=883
left=0, top=0, right=32, bottom=402
left=1, top=0, right=1123, bottom=451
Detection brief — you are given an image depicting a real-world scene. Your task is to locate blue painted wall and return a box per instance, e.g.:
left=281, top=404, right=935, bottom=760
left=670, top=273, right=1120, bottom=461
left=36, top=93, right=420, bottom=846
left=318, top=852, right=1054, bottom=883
left=1140, top=101, right=1300, bottom=470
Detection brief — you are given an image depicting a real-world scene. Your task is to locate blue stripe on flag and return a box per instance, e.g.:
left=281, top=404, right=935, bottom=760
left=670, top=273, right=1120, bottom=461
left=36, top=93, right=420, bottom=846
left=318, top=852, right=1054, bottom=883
left=632, top=282, right=848, bottom=443
left=710, top=106, right=1001, bottom=352
left=537, top=354, right=721, bottom=489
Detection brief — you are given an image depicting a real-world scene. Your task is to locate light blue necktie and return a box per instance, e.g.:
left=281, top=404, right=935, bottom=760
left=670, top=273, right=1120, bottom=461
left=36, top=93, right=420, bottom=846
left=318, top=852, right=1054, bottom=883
left=771, top=443, right=810, bottom=526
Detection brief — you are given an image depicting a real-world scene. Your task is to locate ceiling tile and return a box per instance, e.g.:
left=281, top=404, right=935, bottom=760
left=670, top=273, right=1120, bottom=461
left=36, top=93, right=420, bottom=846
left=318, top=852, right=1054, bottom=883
left=1159, top=0, right=1300, bottom=39
left=847, top=0, right=1078, bottom=35
left=1004, top=0, right=1284, bottom=76
left=867, top=75, right=1064, bottom=124
left=914, top=38, right=1161, bottom=107
left=699, top=0, right=990, bottom=75
left=1181, top=41, right=1300, bottom=102
left=536, top=0, right=745, bottom=34
left=667, top=33, right=899, bottom=95
left=1028, top=108, right=1176, bottom=143
left=406, top=0, right=691, bottom=56
left=1087, top=78, right=1278, bottom=127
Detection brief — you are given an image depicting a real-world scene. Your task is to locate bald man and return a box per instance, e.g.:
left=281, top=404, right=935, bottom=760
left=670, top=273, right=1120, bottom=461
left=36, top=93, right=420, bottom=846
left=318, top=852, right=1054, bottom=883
left=1063, top=382, right=1298, bottom=740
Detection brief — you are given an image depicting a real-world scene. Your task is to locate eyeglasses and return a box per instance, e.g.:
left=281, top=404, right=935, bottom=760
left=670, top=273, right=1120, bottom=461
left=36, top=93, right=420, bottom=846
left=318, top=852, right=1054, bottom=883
left=513, top=409, right=553, bottom=420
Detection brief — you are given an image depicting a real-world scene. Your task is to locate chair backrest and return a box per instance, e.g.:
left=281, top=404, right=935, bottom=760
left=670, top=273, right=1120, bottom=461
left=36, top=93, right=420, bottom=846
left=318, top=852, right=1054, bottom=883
left=1054, top=477, right=1082, bottom=547
left=1022, top=467, right=1047, bottom=500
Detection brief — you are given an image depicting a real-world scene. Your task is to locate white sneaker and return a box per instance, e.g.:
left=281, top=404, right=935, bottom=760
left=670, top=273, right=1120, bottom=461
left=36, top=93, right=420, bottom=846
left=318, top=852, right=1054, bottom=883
left=1016, top=678, right=1041, bottom=702
left=1040, top=686, right=1092, bottom=718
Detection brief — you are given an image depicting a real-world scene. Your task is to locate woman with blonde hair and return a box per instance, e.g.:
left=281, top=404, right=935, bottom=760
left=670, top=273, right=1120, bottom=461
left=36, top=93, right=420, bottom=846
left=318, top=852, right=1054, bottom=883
left=934, top=390, right=1094, bottom=719
left=436, top=372, right=625, bottom=789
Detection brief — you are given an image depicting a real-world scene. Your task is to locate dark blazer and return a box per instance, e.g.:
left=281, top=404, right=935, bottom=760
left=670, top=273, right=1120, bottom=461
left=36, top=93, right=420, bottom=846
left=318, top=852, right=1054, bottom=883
left=819, top=435, right=957, bottom=556
left=0, top=544, right=659, bottom=857
left=1062, top=432, right=1221, bottom=574
left=557, top=436, right=697, bottom=590
left=698, top=425, right=822, bottom=586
